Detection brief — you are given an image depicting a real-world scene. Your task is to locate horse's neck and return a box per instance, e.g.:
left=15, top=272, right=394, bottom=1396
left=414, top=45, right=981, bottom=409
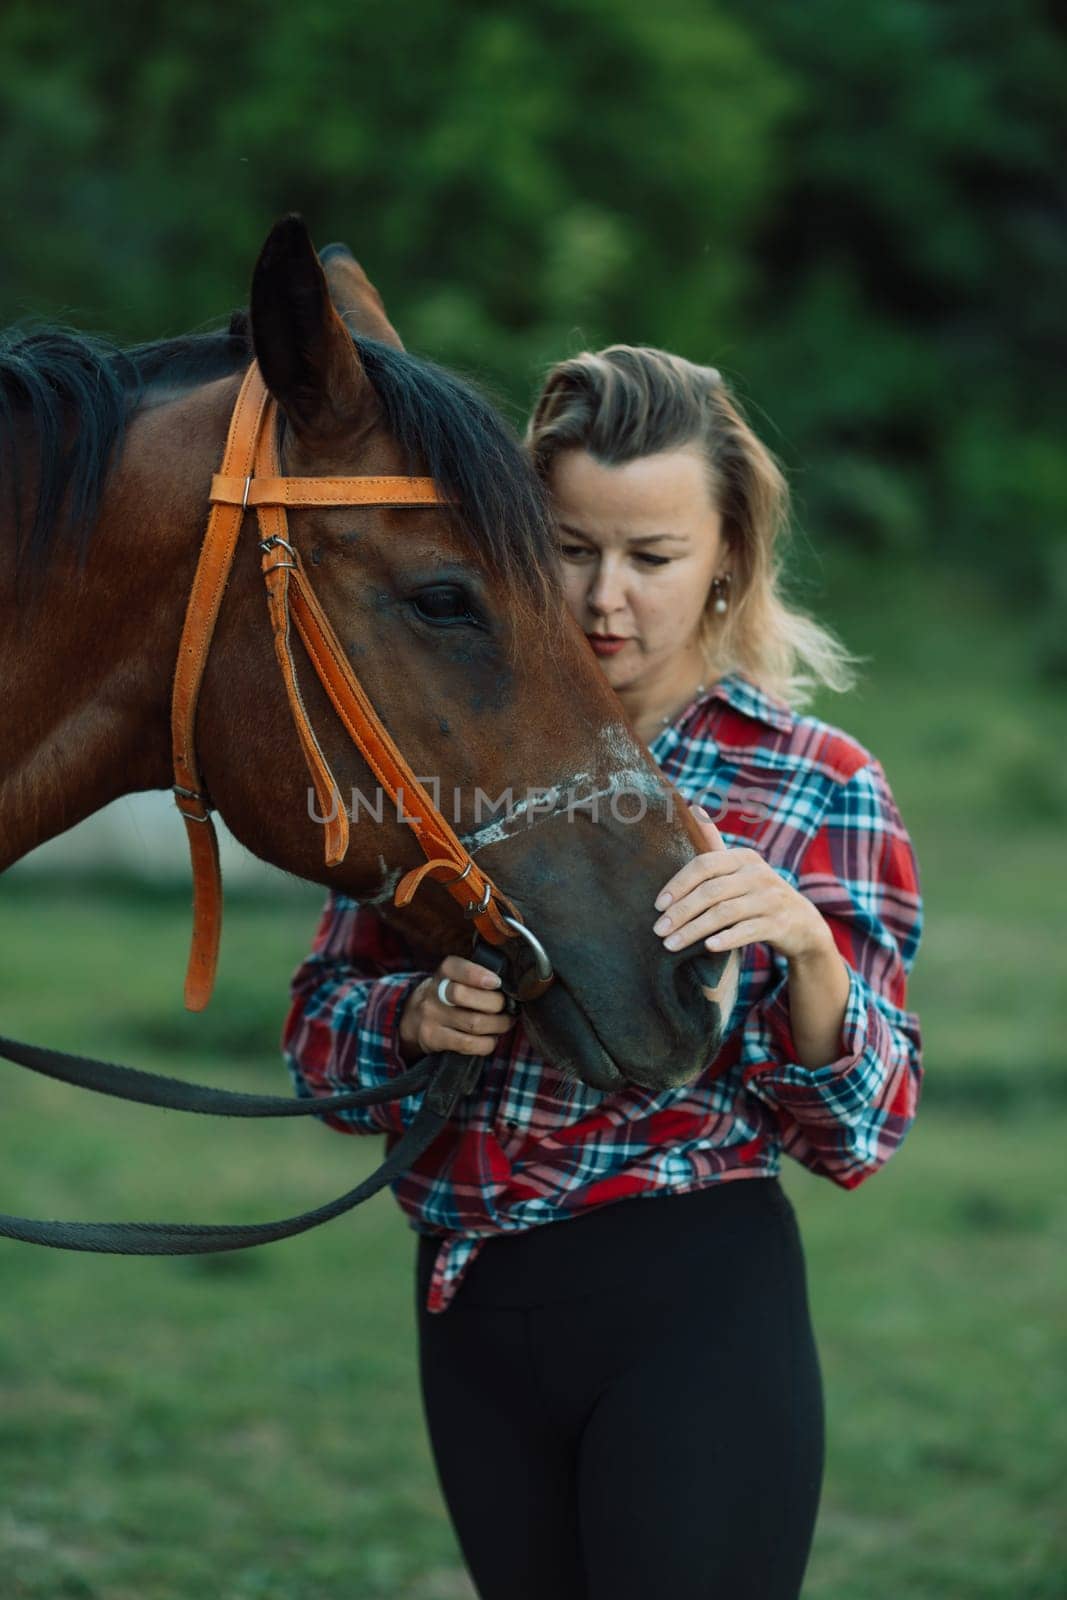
left=0, top=678, right=155, bottom=870
left=0, top=377, right=240, bottom=870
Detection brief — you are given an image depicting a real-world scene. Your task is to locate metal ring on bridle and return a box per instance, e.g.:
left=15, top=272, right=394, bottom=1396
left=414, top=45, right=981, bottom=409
left=435, top=860, right=473, bottom=888
left=500, top=914, right=554, bottom=984
left=463, top=881, right=493, bottom=919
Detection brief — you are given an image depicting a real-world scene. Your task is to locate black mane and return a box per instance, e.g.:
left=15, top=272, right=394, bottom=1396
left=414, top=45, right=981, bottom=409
left=0, top=316, right=560, bottom=621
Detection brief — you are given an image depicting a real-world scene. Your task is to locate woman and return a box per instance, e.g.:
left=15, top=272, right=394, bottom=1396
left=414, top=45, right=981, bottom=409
left=283, top=347, right=924, bottom=1599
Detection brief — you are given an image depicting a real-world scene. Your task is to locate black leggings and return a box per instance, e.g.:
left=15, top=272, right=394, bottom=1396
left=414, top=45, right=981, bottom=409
left=415, top=1176, right=824, bottom=1600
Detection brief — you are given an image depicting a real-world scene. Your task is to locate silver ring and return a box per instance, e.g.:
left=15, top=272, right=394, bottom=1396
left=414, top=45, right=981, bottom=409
left=437, top=976, right=457, bottom=1008
left=500, top=915, right=553, bottom=984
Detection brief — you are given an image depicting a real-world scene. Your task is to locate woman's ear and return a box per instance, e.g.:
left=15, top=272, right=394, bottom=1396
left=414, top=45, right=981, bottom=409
left=250, top=213, right=372, bottom=443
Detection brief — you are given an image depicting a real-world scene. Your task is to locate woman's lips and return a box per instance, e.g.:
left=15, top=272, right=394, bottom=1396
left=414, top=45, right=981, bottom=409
left=587, top=635, right=631, bottom=657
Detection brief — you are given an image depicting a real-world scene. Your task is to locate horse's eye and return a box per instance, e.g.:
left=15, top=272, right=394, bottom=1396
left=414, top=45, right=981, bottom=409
left=411, top=586, right=482, bottom=627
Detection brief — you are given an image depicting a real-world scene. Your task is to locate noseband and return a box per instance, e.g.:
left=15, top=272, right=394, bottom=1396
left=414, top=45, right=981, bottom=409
left=173, top=358, right=552, bottom=1010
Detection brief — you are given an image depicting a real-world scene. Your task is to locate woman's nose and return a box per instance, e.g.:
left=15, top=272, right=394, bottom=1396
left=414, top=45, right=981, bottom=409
left=588, top=564, right=627, bottom=614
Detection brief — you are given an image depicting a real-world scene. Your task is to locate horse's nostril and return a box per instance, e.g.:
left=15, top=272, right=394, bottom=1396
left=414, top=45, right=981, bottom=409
left=673, top=948, right=725, bottom=1005
left=688, top=952, right=723, bottom=990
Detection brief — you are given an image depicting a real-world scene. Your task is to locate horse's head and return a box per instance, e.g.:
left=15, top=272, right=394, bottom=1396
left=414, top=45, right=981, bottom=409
left=175, top=216, right=740, bottom=1092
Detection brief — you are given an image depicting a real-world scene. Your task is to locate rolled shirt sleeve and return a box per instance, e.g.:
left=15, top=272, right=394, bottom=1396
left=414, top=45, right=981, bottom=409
left=281, top=891, right=430, bottom=1137
left=739, top=758, right=924, bottom=1187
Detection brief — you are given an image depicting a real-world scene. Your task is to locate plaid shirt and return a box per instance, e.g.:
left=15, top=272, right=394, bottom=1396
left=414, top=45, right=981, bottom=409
left=282, top=670, right=924, bottom=1313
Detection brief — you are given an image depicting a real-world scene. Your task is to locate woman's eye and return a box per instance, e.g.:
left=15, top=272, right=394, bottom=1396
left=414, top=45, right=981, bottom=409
left=411, top=586, right=482, bottom=627
left=558, top=543, right=670, bottom=569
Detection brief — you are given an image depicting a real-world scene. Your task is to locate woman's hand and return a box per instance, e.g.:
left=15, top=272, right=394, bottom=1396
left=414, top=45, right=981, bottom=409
left=398, top=955, right=517, bottom=1064
left=652, top=807, right=833, bottom=967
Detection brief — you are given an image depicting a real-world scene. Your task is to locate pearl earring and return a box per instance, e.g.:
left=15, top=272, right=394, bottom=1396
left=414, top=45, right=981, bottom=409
left=712, top=574, right=731, bottom=615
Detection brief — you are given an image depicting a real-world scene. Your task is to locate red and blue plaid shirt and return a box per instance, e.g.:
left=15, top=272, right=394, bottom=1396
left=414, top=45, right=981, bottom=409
left=282, top=670, right=924, bottom=1312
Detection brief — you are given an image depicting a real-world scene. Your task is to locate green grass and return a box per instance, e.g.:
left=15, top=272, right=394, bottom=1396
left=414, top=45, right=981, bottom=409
left=0, top=1030, right=1062, bottom=1597
left=1, top=559, right=1064, bottom=1596
left=810, top=551, right=1067, bottom=1108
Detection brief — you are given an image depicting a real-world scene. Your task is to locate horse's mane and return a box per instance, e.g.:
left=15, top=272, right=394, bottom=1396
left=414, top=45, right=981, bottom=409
left=0, top=314, right=559, bottom=617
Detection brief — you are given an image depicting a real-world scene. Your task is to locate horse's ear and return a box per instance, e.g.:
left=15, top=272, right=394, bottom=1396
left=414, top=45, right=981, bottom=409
left=320, top=243, right=405, bottom=351
left=250, top=214, right=371, bottom=441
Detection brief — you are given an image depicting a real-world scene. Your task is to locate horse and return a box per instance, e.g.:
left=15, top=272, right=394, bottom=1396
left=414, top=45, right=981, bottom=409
left=0, top=214, right=738, bottom=1097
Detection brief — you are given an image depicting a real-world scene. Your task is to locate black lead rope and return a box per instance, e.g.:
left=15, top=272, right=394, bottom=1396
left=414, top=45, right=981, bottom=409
left=0, top=1036, right=480, bottom=1255
left=0, top=935, right=513, bottom=1257
left=0, top=1029, right=437, bottom=1118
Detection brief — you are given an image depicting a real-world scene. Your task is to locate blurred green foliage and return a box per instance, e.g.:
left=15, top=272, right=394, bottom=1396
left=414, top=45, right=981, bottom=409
left=2, top=0, right=1064, bottom=674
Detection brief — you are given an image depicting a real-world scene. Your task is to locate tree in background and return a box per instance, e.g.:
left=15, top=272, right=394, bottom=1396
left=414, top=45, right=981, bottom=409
left=735, top=0, right=1067, bottom=676
left=1, top=0, right=1063, bottom=675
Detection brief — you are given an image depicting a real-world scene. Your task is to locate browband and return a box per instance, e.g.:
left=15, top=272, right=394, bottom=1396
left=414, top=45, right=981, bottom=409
left=210, top=474, right=448, bottom=507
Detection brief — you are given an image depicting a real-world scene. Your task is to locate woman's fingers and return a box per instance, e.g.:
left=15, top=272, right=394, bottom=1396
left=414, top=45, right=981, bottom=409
left=438, top=955, right=505, bottom=1012
left=435, top=1022, right=509, bottom=1055
left=654, top=844, right=749, bottom=911
left=657, top=892, right=769, bottom=953
left=427, top=1005, right=515, bottom=1054
left=435, top=1001, right=513, bottom=1035
left=434, top=978, right=507, bottom=1015
left=416, top=955, right=517, bottom=1054
left=653, top=876, right=751, bottom=942
left=401, top=957, right=513, bottom=1063
left=442, top=954, right=503, bottom=988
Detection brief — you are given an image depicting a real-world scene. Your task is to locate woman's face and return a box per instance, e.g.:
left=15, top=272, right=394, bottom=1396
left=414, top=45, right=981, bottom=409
left=548, top=445, right=728, bottom=694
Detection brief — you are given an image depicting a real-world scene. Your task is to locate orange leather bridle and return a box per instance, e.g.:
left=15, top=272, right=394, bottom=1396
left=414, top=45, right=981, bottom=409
left=0, top=358, right=560, bottom=1258
left=171, top=359, right=548, bottom=1011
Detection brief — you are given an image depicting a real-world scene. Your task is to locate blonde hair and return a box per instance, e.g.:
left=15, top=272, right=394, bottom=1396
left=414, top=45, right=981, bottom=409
left=526, top=345, right=862, bottom=709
